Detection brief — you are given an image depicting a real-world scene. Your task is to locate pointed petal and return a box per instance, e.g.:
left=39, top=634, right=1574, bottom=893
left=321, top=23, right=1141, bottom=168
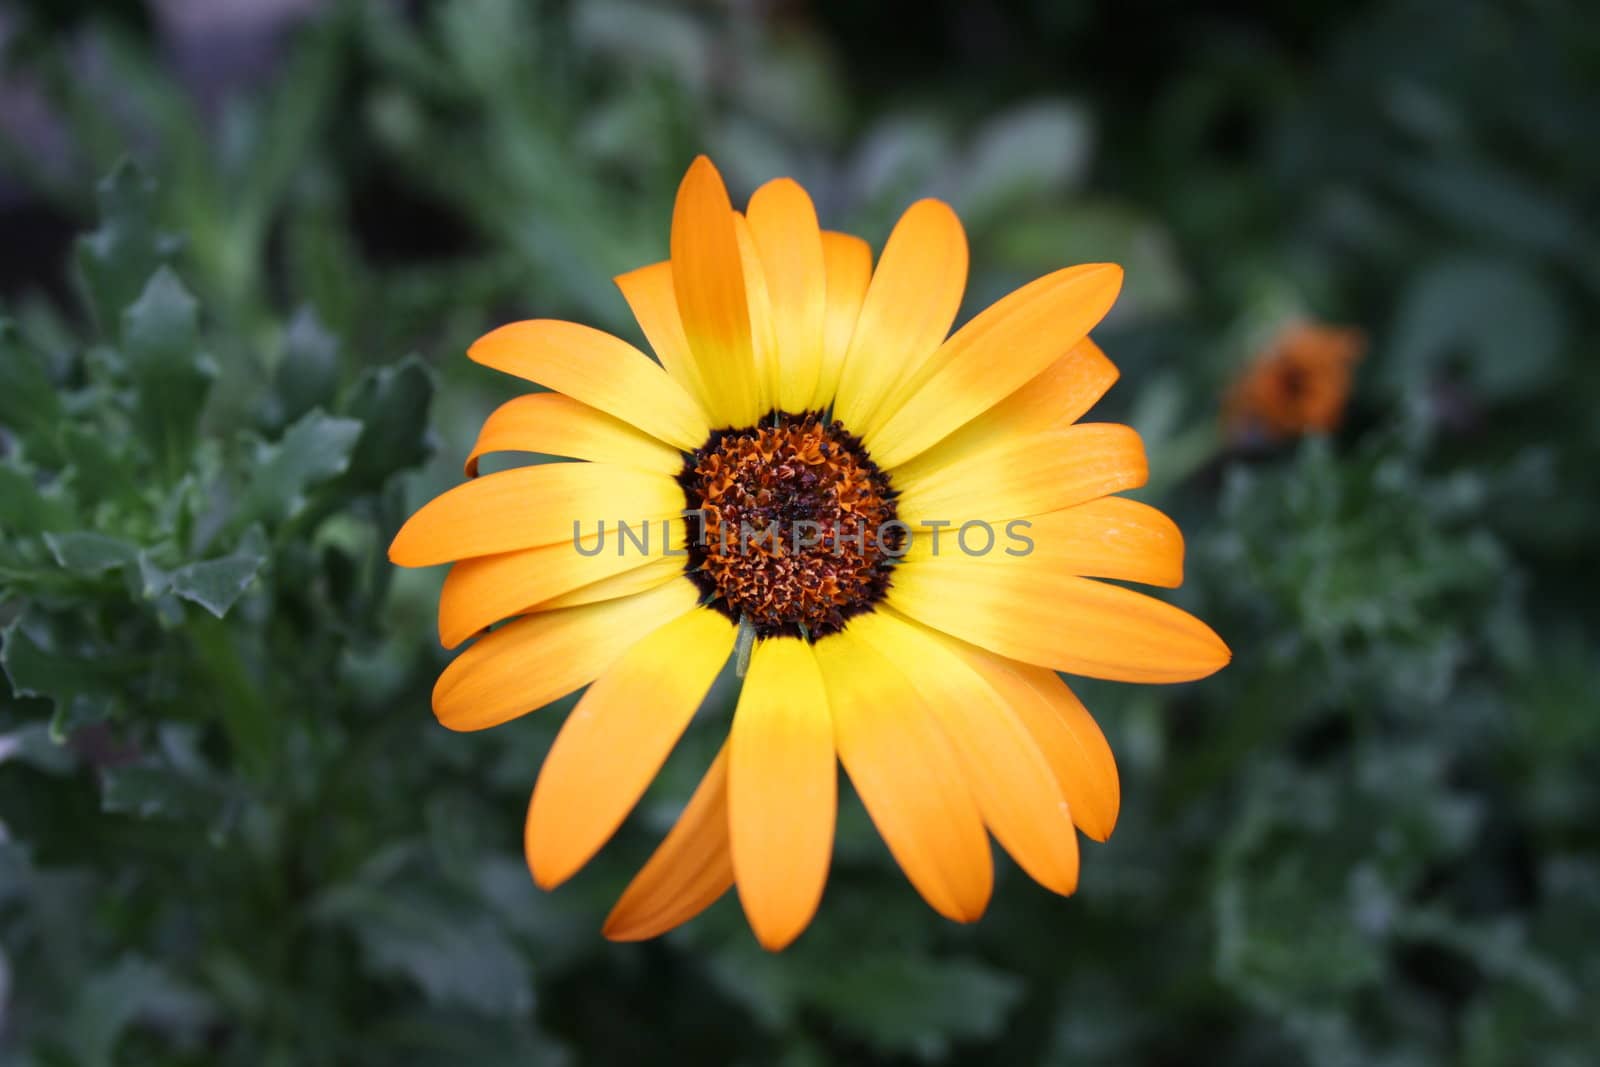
left=813, top=627, right=992, bottom=922
left=939, top=639, right=1121, bottom=841
left=614, top=260, right=712, bottom=414
left=729, top=637, right=835, bottom=950
left=437, top=521, right=686, bottom=649
left=464, top=392, right=685, bottom=478
left=866, top=264, right=1123, bottom=467
left=832, top=200, right=967, bottom=432
left=894, top=424, right=1147, bottom=528
left=849, top=613, right=1079, bottom=895
left=526, top=609, right=734, bottom=889
left=603, top=744, right=735, bottom=942
left=469, top=319, right=707, bottom=449
left=431, top=579, right=699, bottom=731
left=538, top=554, right=685, bottom=611
left=888, top=563, right=1231, bottom=684
left=748, top=179, right=827, bottom=413
left=811, top=231, right=873, bottom=411
left=389, top=463, right=684, bottom=567
left=889, top=337, right=1118, bottom=483
left=671, top=156, right=763, bottom=427
left=901, top=496, right=1184, bottom=589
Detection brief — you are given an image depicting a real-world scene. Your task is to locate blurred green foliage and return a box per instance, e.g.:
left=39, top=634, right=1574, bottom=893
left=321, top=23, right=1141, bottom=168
left=2, top=1, right=1597, bottom=1064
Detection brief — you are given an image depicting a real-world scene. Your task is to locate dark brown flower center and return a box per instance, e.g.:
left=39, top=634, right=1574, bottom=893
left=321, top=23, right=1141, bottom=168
left=679, top=412, right=903, bottom=640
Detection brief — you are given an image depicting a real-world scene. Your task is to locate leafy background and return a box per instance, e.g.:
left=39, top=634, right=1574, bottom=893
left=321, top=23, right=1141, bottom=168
left=1, top=1, right=1596, bottom=1063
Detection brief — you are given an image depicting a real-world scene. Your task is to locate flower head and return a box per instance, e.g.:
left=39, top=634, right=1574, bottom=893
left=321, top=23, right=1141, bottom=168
left=1224, top=320, right=1366, bottom=443
left=389, top=156, right=1230, bottom=950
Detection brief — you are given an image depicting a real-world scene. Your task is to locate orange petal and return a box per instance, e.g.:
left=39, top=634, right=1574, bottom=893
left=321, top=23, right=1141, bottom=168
left=747, top=179, right=827, bottom=413
left=813, top=627, right=992, bottom=922
left=525, top=608, right=735, bottom=889
left=671, top=156, right=763, bottom=427
left=901, top=496, right=1184, bottom=589
left=812, top=231, right=873, bottom=411
left=431, top=579, right=699, bottom=731
left=537, top=554, right=684, bottom=611
left=614, top=260, right=711, bottom=414
left=437, top=521, right=686, bottom=649
left=733, top=211, right=781, bottom=414
left=888, top=563, right=1231, bottom=684
left=832, top=200, right=967, bottom=432
left=729, top=637, right=836, bottom=950
left=894, top=424, right=1148, bottom=527
left=463, top=392, right=685, bottom=478
left=468, top=319, right=707, bottom=449
left=604, top=744, right=735, bottom=942
left=889, top=337, right=1118, bottom=483
left=848, top=613, right=1078, bottom=895
left=388, top=462, right=684, bottom=567
left=941, top=639, right=1120, bottom=842
left=866, top=264, right=1123, bottom=467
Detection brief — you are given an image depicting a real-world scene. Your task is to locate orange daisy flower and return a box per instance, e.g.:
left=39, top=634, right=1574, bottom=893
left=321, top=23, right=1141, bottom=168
left=1224, top=320, right=1366, bottom=442
left=390, top=156, right=1230, bottom=950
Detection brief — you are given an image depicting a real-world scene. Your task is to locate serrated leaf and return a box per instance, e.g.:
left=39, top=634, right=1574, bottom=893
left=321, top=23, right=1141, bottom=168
left=121, top=267, right=214, bottom=474
left=43, top=531, right=139, bottom=577
left=808, top=954, right=1026, bottom=1060
left=168, top=527, right=268, bottom=618
left=272, top=307, right=342, bottom=427
left=74, top=161, right=170, bottom=334
left=0, top=462, right=75, bottom=538
left=339, top=356, right=435, bottom=492
left=0, top=320, right=62, bottom=450
left=240, top=409, right=363, bottom=526
left=0, top=613, right=127, bottom=739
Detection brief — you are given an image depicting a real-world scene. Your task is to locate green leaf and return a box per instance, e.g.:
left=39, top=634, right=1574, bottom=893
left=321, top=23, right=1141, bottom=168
left=272, top=306, right=342, bottom=427
left=955, top=99, right=1093, bottom=226
left=43, top=531, right=140, bottom=576
left=807, top=954, right=1026, bottom=1059
left=0, top=612, right=127, bottom=740
left=1387, top=256, right=1566, bottom=401
left=0, top=320, right=63, bottom=449
left=121, top=267, right=214, bottom=474
left=0, top=722, right=75, bottom=774
left=339, top=356, right=436, bottom=492
left=0, top=462, right=75, bottom=538
left=74, top=161, right=173, bottom=334
left=240, top=409, right=363, bottom=526
left=167, top=527, right=268, bottom=618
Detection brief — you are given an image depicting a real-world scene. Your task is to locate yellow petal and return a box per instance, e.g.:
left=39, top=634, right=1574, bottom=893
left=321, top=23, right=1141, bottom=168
left=901, top=496, right=1184, bottom=589
left=832, top=200, right=967, bottom=432
left=604, top=744, right=735, bottom=942
left=813, top=627, right=992, bottom=922
left=888, top=563, right=1231, bottom=684
left=848, top=612, right=1079, bottom=895
left=614, top=260, right=712, bottom=414
left=894, top=424, right=1147, bottom=528
left=538, top=554, right=685, bottom=611
left=748, top=179, right=827, bottom=413
left=866, top=264, right=1123, bottom=467
left=525, top=609, right=734, bottom=889
left=729, top=637, right=835, bottom=951
left=431, top=578, right=699, bottom=731
left=437, top=522, right=687, bottom=649
left=463, top=392, right=685, bottom=478
left=469, top=319, right=707, bottom=449
left=811, top=231, right=872, bottom=411
left=889, top=337, right=1118, bottom=483
left=733, top=211, right=781, bottom=414
left=939, top=637, right=1120, bottom=841
left=671, top=156, right=763, bottom=427
left=389, top=462, right=685, bottom=567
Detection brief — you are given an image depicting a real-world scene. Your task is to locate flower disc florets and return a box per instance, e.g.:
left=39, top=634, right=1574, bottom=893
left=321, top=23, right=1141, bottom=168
left=679, top=412, right=903, bottom=639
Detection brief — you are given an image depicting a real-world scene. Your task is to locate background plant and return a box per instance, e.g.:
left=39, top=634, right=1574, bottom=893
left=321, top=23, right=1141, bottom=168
left=2, top=1, right=1597, bottom=1064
